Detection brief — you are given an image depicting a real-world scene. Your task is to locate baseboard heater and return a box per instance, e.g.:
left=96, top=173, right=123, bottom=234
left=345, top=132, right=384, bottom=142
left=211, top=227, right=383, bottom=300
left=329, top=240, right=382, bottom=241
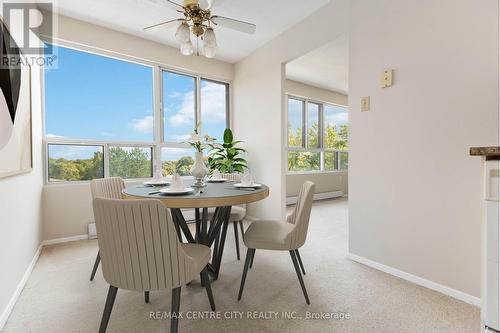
left=286, top=190, right=344, bottom=205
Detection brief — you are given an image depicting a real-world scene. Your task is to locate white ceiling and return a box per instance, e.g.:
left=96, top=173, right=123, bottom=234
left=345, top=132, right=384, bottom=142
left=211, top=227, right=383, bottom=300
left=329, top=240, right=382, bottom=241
left=50, top=0, right=330, bottom=63
left=286, top=34, right=349, bottom=94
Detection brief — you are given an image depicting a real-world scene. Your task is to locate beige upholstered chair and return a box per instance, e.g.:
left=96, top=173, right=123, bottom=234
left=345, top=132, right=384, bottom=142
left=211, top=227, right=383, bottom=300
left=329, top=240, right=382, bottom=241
left=89, top=177, right=125, bottom=281
left=93, top=198, right=215, bottom=333
left=207, top=173, right=246, bottom=260
left=238, top=181, right=315, bottom=304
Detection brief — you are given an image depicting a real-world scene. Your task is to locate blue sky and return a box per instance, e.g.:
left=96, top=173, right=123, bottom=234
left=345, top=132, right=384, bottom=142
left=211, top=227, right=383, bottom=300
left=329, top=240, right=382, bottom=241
left=45, top=46, right=154, bottom=142
left=45, top=45, right=227, bottom=161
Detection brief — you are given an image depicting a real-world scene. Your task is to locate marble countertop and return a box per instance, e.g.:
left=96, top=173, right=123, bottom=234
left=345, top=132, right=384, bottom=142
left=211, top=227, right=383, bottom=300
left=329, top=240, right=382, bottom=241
left=470, top=146, right=500, bottom=159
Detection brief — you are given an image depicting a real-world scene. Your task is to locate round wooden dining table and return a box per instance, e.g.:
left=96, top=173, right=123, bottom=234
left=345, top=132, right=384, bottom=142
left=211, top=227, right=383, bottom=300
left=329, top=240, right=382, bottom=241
left=122, top=180, right=269, bottom=280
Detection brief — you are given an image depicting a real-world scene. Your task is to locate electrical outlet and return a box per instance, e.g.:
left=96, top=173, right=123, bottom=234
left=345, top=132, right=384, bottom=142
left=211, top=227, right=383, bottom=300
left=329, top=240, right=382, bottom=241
left=381, top=69, right=394, bottom=88
left=361, top=96, right=370, bottom=112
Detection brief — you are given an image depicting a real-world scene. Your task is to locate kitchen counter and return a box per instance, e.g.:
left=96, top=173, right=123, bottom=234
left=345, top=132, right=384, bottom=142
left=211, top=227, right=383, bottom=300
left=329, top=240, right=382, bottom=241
left=470, top=146, right=500, bottom=160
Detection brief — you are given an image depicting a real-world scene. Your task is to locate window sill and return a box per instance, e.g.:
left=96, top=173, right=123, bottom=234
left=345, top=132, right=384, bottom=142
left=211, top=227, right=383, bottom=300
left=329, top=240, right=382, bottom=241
left=287, top=170, right=348, bottom=176
left=44, top=176, right=195, bottom=186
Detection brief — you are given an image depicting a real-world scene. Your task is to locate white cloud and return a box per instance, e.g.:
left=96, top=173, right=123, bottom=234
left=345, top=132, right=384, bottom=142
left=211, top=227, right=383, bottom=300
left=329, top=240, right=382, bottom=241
left=49, top=145, right=100, bottom=160
left=168, top=91, right=195, bottom=127
left=130, top=115, right=154, bottom=134
left=166, top=134, right=191, bottom=142
left=46, top=133, right=66, bottom=139
left=325, top=112, right=348, bottom=126
left=199, top=82, right=226, bottom=123
left=167, top=81, right=226, bottom=127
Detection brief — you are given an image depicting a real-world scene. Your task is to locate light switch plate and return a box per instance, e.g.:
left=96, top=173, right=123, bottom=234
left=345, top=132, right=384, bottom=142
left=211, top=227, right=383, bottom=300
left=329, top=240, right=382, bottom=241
left=381, top=69, right=394, bottom=88
left=361, top=96, right=370, bottom=112
left=88, top=222, right=97, bottom=239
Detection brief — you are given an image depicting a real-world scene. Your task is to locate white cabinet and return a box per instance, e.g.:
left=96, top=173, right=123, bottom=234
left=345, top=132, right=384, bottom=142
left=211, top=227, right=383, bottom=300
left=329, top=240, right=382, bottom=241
left=485, top=160, right=500, bottom=332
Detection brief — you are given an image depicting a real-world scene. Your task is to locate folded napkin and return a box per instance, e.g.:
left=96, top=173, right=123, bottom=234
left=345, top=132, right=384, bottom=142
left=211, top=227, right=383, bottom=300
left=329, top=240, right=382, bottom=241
left=212, top=170, right=221, bottom=180
left=170, top=174, right=186, bottom=191
left=240, top=172, right=254, bottom=186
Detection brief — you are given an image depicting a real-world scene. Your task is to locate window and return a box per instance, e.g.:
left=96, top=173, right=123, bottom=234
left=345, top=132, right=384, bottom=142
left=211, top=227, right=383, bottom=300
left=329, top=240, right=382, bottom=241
left=307, top=102, right=321, bottom=148
left=163, top=71, right=196, bottom=143
left=287, top=98, right=304, bottom=147
left=161, top=148, right=194, bottom=176
left=48, top=144, right=104, bottom=181
left=44, top=45, right=230, bottom=183
left=109, top=147, right=153, bottom=179
left=287, top=95, right=348, bottom=173
left=200, top=79, right=228, bottom=141
left=45, top=46, right=154, bottom=142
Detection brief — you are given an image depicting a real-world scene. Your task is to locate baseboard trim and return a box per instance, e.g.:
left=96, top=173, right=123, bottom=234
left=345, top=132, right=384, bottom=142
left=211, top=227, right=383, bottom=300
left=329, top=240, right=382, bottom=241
left=42, top=234, right=89, bottom=246
left=0, top=243, right=43, bottom=331
left=348, top=253, right=480, bottom=307
left=286, top=190, right=344, bottom=205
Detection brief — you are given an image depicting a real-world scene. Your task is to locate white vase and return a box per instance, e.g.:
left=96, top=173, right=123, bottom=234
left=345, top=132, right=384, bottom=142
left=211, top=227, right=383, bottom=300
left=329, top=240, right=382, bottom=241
left=190, top=151, right=208, bottom=187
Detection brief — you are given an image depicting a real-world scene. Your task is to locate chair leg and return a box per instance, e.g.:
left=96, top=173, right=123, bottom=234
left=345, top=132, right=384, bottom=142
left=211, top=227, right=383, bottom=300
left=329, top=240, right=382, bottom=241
left=238, top=248, right=255, bottom=300
left=233, top=222, right=241, bottom=260
left=144, top=291, right=150, bottom=303
left=171, top=287, right=181, bottom=333
left=239, top=220, right=244, bottom=236
left=201, top=267, right=216, bottom=311
left=200, top=272, right=205, bottom=287
left=249, top=249, right=255, bottom=269
left=99, top=285, right=118, bottom=333
left=90, top=251, right=101, bottom=281
left=295, top=249, right=306, bottom=275
left=289, top=250, right=310, bottom=305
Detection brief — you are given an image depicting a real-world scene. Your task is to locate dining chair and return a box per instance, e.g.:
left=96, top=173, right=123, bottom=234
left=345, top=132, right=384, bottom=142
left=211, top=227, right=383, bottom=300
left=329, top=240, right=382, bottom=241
left=93, top=198, right=216, bottom=333
left=207, top=172, right=246, bottom=260
left=89, top=177, right=125, bottom=282
left=237, top=181, right=315, bottom=304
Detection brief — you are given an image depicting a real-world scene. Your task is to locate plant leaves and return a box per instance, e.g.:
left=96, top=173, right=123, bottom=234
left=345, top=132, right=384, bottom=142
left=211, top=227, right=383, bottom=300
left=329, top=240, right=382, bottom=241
left=223, top=128, right=233, bottom=144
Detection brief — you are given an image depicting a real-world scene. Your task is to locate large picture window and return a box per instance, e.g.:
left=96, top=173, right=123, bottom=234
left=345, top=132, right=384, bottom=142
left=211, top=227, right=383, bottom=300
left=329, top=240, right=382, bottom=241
left=44, top=44, right=229, bottom=183
left=287, top=95, right=348, bottom=173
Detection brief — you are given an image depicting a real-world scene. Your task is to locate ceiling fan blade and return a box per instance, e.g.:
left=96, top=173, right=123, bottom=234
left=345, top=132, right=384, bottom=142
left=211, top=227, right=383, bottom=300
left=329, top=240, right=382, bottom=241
left=211, top=16, right=256, bottom=34
left=144, top=18, right=184, bottom=31
left=148, top=0, right=184, bottom=11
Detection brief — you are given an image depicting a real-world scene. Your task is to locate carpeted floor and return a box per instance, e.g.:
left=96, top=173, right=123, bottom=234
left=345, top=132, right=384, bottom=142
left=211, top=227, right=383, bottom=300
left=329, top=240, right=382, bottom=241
left=3, top=198, right=479, bottom=333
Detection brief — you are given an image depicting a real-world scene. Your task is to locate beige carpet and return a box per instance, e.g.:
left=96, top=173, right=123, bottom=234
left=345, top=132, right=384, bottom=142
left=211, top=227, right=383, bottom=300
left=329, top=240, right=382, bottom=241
left=3, top=198, right=479, bottom=333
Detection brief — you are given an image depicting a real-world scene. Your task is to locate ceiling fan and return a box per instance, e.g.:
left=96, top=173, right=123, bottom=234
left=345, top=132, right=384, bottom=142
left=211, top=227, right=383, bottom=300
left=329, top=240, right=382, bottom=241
left=145, top=0, right=257, bottom=58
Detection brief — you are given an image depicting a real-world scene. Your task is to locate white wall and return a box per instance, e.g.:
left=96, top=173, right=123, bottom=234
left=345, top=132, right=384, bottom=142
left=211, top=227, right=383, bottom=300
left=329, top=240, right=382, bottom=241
left=285, top=79, right=348, bottom=197
left=285, top=79, right=348, bottom=106
left=349, top=0, right=499, bottom=298
left=0, top=66, right=44, bottom=327
left=42, top=14, right=234, bottom=241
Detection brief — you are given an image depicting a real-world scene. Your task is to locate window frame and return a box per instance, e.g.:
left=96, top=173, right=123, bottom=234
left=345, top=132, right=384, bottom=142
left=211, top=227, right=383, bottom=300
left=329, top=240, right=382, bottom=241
left=286, top=94, right=348, bottom=174
left=42, top=41, right=231, bottom=184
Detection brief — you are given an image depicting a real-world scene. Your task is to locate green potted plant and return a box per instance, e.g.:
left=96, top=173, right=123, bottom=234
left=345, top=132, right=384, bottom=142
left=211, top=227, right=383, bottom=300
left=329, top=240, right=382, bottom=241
left=208, top=128, right=248, bottom=174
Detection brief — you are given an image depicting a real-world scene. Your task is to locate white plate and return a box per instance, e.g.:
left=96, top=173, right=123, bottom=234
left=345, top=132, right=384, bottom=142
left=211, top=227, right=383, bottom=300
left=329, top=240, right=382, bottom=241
left=234, top=183, right=262, bottom=188
left=158, top=187, right=195, bottom=195
left=144, top=180, right=170, bottom=186
left=206, top=178, right=228, bottom=183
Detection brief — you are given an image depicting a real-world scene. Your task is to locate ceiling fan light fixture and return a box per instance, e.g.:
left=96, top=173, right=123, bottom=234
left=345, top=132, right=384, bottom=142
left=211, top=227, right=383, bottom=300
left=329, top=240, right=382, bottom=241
left=180, top=41, right=194, bottom=55
left=203, top=27, right=217, bottom=47
left=204, top=44, right=216, bottom=58
left=175, top=22, right=191, bottom=43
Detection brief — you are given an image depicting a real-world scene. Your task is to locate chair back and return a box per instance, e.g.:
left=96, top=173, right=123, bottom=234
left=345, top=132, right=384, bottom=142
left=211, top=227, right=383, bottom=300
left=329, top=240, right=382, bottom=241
left=92, top=198, right=196, bottom=291
left=90, top=177, right=125, bottom=199
left=287, top=181, right=315, bottom=249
